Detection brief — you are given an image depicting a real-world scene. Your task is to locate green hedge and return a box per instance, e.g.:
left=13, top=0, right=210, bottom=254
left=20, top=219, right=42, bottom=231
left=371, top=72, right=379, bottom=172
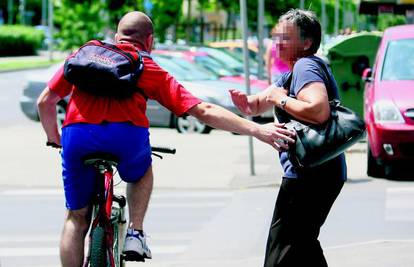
left=0, top=25, right=45, bottom=57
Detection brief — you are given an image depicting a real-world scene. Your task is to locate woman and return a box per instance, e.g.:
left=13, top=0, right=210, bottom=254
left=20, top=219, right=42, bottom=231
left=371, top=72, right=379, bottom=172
left=229, top=9, right=346, bottom=267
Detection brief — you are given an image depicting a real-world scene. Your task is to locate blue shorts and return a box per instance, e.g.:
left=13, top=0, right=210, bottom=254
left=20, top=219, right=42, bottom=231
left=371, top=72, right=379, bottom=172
left=61, top=122, right=152, bottom=210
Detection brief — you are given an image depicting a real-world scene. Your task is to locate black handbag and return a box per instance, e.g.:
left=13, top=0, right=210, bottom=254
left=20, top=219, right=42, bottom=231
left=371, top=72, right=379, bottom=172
left=274, top=59, right=366, bottom=169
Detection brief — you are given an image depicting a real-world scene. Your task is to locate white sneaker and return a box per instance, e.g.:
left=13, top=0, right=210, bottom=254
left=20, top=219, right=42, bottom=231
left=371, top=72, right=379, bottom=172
left=123, top=228, right=152, bottom=261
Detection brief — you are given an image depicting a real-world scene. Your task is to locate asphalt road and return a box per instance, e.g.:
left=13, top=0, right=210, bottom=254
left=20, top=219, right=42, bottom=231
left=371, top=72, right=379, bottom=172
left=0, top=69, right=414, bottom=267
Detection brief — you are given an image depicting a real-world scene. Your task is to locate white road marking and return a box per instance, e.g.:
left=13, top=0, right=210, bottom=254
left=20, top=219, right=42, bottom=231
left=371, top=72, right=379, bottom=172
left=385, top=187, right=414, bottom=221
left=150, top=202, right=229, bottom=208
left=325, top=239, right=414, bottom=250
left=0, top=247, right=59, bottom=257
left=1, top=189, right=234, bottom=198
left=0, top=245, right=187, bottom=258
left=0, top=234, right=193, bottom=243
left=1, top=189, right=63, bottom=196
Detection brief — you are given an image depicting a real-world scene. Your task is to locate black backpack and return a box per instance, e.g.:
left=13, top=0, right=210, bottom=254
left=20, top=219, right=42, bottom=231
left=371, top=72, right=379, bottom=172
left=63, top=40, right=145, bottom=99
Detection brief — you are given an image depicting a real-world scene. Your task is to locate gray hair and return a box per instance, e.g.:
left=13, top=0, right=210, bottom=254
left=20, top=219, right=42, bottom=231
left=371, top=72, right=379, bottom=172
left=279, top=9, right=321, bottom=54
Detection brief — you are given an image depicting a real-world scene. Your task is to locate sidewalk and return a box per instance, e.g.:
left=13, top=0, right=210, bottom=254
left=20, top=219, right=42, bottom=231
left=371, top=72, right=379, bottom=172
left=0, top=50, right=67, bottom=62
left=0, top=50, right=67, bottom=73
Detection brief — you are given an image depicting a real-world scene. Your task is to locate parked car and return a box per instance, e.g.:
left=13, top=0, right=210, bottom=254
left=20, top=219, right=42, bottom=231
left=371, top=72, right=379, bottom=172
left=208, top=40, right=260, bottom=63
left=20, top=54, right=267, bottom=134
left=362, top=25, right=414, bottom=177
left=152, top=49, right=268, bottom=90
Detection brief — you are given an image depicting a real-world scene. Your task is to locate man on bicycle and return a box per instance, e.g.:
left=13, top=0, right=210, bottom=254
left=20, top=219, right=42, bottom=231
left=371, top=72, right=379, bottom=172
left=37, top=11, right=295, bottom=267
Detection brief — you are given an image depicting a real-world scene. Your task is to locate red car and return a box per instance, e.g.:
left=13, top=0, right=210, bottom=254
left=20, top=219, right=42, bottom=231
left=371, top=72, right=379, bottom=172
left=363, top=25, right=414, bottom=177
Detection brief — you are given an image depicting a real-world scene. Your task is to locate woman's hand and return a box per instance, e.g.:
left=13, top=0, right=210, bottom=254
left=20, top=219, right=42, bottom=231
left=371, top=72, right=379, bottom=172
left=265, top=87, right=288, bottom=106
left=229, top=89, right=253, bottom=116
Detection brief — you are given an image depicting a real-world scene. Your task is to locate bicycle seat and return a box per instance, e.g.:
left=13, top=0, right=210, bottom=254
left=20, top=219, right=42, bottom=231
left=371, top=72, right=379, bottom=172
left=83, top=152, right=119, bottom=167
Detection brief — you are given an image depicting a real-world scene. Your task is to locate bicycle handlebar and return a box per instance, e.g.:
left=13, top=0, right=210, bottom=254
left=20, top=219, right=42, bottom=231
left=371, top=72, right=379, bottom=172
left=151, top=146, right=176, bottom=154
left=46, top=142, right=176, bottom=155
left=46, top=141, right=62, bottom=149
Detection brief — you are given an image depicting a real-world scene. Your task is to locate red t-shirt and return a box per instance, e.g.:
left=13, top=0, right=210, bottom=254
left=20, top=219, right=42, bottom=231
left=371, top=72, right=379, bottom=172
left=48, top=43, right=201, bottom=128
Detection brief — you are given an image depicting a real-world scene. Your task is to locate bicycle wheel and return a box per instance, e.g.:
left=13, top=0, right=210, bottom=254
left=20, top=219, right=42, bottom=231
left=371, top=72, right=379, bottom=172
left=90, top=226, right=106, bottom=267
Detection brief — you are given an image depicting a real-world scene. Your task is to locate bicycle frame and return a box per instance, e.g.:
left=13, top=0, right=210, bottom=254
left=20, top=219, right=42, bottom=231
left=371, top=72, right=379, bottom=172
left=84, top=161, right=126, bottom=267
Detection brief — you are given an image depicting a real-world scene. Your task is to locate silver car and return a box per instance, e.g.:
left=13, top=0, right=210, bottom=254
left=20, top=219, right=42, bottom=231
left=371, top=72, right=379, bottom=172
left=20, top=54, right=266, bottom=134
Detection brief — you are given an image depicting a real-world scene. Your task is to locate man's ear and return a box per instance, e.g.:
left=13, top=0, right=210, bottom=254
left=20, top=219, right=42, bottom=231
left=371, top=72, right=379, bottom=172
left=114, top=33, right=119, bottom=43
left=146, top=34, right=154, bottom=51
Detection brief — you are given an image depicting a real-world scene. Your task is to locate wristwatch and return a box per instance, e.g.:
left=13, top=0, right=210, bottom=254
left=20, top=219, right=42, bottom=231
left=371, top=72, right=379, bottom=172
left=280, top=97, right=289, bottom=110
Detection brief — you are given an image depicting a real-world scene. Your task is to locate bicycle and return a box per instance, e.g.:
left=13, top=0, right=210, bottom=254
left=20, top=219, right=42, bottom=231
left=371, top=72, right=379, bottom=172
left=47, top=142, right=175, bottom=267
left=84, top=146, right=176, bottom=267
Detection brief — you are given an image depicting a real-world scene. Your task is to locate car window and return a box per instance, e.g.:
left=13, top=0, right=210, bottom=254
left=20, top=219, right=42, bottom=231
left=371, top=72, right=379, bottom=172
left=381, top=38, right=414, bottom=81
left=193, top=55, right=237, bottom=77
left=152, top=55, right=217, bottom=81
left=199, top=48, right=244, bottom=69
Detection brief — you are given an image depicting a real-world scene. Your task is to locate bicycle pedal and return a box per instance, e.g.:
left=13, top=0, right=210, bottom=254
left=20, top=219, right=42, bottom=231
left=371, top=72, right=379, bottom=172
left=122, top=251, right=146, bottom=262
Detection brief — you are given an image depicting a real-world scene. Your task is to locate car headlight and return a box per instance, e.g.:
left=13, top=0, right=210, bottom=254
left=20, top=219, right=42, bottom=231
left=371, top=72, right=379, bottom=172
left=373, top=100, right=404, bottom=123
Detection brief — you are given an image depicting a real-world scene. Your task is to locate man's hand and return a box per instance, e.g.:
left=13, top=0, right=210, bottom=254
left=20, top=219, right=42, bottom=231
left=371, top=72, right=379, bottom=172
left=229, top=89, right=253, bottom=116
left=265, top=87, right=288, bottom=106
left=46, top=135, right=62, bottom=149
left=254, top=122, right=296, bottom=152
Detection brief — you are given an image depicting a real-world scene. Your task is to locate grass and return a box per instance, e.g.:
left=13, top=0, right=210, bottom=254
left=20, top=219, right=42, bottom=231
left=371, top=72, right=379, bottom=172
left=0, top=57, right=63, bottom=72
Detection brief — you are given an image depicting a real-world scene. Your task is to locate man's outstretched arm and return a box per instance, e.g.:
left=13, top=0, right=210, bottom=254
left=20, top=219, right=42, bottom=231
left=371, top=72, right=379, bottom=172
left=37, top=87, right=62, bottom=146
left=187, top=102, right=295, bottom=151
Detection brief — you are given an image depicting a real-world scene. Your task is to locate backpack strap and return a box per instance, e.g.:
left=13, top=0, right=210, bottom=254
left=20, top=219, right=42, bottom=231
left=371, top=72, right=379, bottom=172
left=99, top=40, right=149, bottom=100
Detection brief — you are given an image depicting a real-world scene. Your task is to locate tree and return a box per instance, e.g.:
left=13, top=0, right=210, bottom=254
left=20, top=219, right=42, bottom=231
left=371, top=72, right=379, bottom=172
left=150, top=0, right=182, bottom=42
left=54, top=0, right=107, bottom=50
left=54, top=0, right=141, bottom=50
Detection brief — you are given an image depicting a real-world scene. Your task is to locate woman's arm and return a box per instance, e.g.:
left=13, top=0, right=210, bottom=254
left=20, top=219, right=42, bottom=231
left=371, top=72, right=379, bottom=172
left=229, top=85, right=281, bottom=116
left=266, top=81, right=330, bottom=125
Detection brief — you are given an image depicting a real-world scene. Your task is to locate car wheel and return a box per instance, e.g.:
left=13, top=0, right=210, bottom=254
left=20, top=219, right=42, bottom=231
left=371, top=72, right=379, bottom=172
left=367, top=142, right=385, bottom=178
left=176, top=115, right=212, bottom=134
left=56, top=102, right=67, bottom=130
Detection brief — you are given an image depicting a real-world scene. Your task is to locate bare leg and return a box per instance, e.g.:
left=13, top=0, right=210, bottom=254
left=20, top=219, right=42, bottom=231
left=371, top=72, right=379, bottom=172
left=127, top=165, right=153, bottom=230
left=60, top=206, right=91, bottom=267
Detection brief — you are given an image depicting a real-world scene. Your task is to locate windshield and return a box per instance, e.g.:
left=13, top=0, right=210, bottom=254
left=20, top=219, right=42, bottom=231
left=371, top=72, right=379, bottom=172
left=381, top=38, right=414, bottom=81
left=199, top=48, right=244, bottom=69
left=152, top=55, right=217, bottom=81
left=193, top=55, right=238, bottom=77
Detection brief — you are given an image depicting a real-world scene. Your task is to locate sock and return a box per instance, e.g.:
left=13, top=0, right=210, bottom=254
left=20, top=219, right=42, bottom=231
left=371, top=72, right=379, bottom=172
left=127, top=228, right=144, bottom=237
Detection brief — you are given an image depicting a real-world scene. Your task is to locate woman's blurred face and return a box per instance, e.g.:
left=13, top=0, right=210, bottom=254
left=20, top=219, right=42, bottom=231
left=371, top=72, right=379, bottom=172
left=273, top=20, right=307, bottom=64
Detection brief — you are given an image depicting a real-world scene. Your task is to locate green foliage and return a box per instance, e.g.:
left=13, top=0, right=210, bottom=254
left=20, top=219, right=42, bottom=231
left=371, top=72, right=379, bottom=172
left=54, top=0, right=107, bottom=50
left=0, top=25, right=45, bottom=56
left=377, top=14, right=407, bottom=31
left=151, top=0, right=183, bottom=43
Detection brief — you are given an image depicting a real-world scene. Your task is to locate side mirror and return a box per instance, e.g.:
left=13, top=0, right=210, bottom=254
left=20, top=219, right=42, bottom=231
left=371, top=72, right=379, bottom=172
left=362, top=68, right=373, bottom=82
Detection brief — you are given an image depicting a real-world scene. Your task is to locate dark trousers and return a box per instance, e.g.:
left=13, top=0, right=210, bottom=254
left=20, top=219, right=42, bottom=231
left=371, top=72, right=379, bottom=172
left=263, top=175, right=344, bottom=267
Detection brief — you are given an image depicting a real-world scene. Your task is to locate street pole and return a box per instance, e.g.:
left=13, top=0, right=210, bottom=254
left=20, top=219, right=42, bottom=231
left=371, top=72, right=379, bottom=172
left=257, top=0, right=265, bottom=80
left=335, top=0, right=339, bottom=35
left=342, top=0, right=346, bottom=30
left=19, top=0, right=25, bottom=25
left=300, top=0, right=305, bottom=9
left=48, top=0, right=54, bottom=61
left=7, top=0, right=13, bottom=24
left=240, top=0, right=255, bottom=176
left=186, top=0, right=192, bottom=44
left=41, top=0, right=47, bottom=25
left=321, top=0, right=326, bottom=43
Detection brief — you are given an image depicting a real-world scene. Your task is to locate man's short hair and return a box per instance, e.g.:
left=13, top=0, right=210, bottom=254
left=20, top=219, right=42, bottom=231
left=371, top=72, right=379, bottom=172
left=279, top=9, right=321, bottom=55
